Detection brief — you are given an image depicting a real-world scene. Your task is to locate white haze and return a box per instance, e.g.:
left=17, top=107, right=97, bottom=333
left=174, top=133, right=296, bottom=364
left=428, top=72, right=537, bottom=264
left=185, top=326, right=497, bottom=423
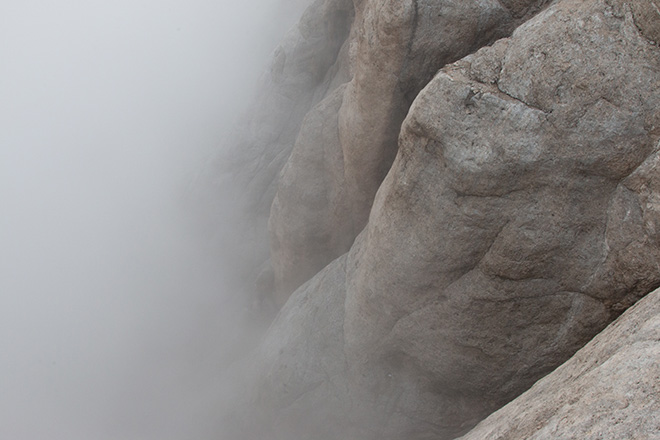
left=0, top=1, right=305, bottom=439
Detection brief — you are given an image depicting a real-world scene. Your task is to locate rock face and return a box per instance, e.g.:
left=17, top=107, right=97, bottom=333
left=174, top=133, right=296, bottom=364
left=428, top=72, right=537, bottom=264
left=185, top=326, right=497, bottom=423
left=344, top=0, right=660, bottom=413
left=206, top=0, right=660, bottom=439
left=458, top=287, right=660, bottom=440
left=191, top=0, right=354, bottom=290
left=269, top=0, right=552, bottom=302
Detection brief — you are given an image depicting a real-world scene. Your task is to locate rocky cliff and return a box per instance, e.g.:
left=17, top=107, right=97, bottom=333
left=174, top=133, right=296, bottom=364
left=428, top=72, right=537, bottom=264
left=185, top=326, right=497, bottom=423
left=196, top=0, right=660, bottom=438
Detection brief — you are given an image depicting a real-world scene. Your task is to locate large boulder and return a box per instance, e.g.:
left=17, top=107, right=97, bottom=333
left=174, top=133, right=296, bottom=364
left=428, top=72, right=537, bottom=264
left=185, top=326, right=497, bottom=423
left=344, top=0, right=660, bottom=407
left=458, top=287, right=660, bottom=440
left=269, top=0, right=551, bottom=302
left=224, top=0, right=660, bottom=438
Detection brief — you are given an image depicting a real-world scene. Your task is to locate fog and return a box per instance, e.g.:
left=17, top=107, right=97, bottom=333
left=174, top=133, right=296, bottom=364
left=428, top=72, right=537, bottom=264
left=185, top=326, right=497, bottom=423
left=0, top=1, right=305, bottom=438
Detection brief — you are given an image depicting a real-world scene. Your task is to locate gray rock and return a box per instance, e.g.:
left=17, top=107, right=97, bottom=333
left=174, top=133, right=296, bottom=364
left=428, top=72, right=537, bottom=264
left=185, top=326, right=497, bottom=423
left=219, top=255, right=351, bottom=440
left=457, top=287, right=660, bottom=440
left=227, top=0, right=660, bottom=438
left=269, top=0, right=551, bottom=301
left=269, top=85, right=353, bottom=304
left=191, top=0, right=354, bottom=289
left=345, top=0, right=660, bottom=404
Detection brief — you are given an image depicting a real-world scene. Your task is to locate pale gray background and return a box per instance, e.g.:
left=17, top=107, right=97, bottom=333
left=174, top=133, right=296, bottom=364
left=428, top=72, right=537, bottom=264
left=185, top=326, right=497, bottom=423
left=0, top=1, right=305, bottom=438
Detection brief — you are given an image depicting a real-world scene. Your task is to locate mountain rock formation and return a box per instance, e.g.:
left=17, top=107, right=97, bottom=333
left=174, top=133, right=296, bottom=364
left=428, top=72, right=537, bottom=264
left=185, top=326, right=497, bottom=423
left=196, top=0, right=660, bottom=438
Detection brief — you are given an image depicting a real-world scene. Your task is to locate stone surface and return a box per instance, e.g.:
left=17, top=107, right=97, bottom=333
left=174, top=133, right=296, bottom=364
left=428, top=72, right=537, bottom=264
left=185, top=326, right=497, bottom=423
left=221, top=0, right=660, bottom=439
left=345, top=0, right=660, bottom=376
left=218, top=255, right=351, bottom=440
left=268, top=0, right=552, bottom=302
left=344, top=0, right=660, bottom=414
left=457, top=287, right=660, bottom=440
left=191, top=0, right=354, bottom=291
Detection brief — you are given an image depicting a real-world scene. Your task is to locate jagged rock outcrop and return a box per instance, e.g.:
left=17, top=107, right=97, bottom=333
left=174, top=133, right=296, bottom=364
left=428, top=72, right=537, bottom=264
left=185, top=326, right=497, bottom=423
left=458, top=287, right=660, bottom=440
left=269, top=0, right=553, bottom=302
left=216, top=0, right=660, bottom=438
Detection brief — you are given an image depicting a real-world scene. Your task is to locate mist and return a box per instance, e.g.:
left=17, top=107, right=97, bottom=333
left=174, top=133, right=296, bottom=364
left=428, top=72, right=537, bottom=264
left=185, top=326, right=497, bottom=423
left=0, top=1, right=305, bottom=438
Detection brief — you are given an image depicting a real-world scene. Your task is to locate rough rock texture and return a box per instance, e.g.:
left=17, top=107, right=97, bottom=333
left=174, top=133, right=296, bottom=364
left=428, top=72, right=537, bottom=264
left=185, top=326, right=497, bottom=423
left=458, top=287, right=660, bottom=440
left=269, top=0, right=553, bottom=302
left=218, top=0, right=660, bottom=438
left=344, top=0, right=660, bottom=403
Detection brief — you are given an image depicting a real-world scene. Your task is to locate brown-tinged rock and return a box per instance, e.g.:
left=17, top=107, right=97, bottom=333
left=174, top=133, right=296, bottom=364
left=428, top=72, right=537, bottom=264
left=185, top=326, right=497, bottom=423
left=457, top=287, right=660, bottom=440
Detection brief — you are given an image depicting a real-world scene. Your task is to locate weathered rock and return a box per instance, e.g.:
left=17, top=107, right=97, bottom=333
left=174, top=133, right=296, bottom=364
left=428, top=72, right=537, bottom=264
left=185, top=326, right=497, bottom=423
left=191, top=0, right=353, bottom=289
left=269, top=0, right=553, bottom=301
left=269, top=85, right=353, bottom=303
left=219, top=255, right=351, bottom=440
left=225, top=0, right=353, bottom=220
left=227, top=0, right=660, bottom=438
left=343, top=0, right=660, bottom=429
left=457, top=287, right=660, bottom=440
left=628, top=0, right=660, bottom=43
